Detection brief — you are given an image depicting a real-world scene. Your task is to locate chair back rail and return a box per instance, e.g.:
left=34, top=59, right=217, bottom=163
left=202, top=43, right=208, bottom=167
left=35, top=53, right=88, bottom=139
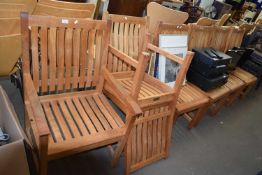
left=103, top=12, right=149, bottom=72
left=21, top=13, right=110, bottom=95
left=188, top=24, right=212, bottom=50
left=210, top=26, right=232, bottom=52
left=226, top=27, right=245, bottom=50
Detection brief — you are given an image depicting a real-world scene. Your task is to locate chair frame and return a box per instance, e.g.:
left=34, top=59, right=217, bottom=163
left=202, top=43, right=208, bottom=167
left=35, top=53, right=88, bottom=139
left=21, top=13, right=142, bottom=175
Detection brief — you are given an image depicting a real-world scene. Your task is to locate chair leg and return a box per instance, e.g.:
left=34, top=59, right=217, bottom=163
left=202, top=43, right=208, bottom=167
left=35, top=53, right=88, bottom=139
left=112, top=116, right=136, bottom=167
left=210, top=97, right=227, bottom=116
left=188, top=104, right=209, bottom=129
left=39, top=136, right=49, bottom=175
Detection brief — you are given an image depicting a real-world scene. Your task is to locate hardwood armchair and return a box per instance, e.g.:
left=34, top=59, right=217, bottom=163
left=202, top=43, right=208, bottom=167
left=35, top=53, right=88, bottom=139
left=21, top=13, right=142, bottom=175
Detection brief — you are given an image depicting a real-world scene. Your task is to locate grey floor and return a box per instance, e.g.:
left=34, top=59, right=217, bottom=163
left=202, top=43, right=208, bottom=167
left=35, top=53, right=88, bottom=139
left=1, top=76, right=262, bottom=175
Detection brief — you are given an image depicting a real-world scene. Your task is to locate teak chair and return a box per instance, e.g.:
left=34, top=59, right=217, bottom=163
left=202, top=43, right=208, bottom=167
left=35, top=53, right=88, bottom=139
left=104, top=35, right=194, bottom=174
left=147, top=2, right=188, bottom=33
left=215, top=13, right=231, bottom=26
left=33, top=0, right=95, bottom=18
left=154, top=22, right=209, bottom=129
left=189, top=24, right=231, bottom=115
left=0, top=18, right=20, bottom=36
left=226, top=26, right=257, bottom=97
left=102, top=12, right=149, bottom=72
left=0, top=3, right=28, bottom=18
left=21, top=13, right=142, bottom=175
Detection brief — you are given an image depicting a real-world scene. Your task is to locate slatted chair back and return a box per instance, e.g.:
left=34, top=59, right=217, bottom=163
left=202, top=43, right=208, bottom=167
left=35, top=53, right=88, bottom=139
left=0, top=0, right=36, bottom=13
left=103, top=12, right=149, bottom=72
left=33, top=0, right=95, bottom=18
left=210, top=26, right=232, bottom=52
left=226, top=26, right=245, bottom=50
left=0, top=34, right=21, bottom=76
left=21, top=13, right=110, bottom=95
left=196, top=17, right=217, bottom=26
left=0, top=18, right=20, bottom=35
left=239, top=23, right=255, bottom=35
left=188, top=24, right=212, bottom=50
left=147, top=2, right=188, bottom=33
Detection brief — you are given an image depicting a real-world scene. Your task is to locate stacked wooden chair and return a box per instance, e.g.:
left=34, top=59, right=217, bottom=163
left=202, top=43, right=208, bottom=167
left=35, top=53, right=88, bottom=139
left=21, top=13, right=142, bottom=175
left=153, top=22, right=209, bottom=129
left=188, top=24, right=232, bottom=115
left=227, top=27, right=258, bottom=97
left=104, top=38, right=194, bottom=174
left=33, top=0, right=96, bottom=18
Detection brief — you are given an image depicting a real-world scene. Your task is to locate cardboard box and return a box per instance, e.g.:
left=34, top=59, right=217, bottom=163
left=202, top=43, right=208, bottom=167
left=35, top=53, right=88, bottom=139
left=0, top=86, right=30, bottom=175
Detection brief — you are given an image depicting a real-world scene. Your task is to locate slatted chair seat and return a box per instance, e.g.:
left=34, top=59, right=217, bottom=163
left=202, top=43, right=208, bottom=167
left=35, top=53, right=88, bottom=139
left=177, top=83, right=209, bottom=113
left=108, top=71, right=174, bottom=108
left=39, top=92, right=125, bottom=158
left=231, top=67, right=257, bottom=85
left=225, top=74, right=245, bottom=91
left=205, top=85, right=230, bottom=100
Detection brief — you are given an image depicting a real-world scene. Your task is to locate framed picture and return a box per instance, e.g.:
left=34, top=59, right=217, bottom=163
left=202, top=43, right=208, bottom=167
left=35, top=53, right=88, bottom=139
left=156, top=34, right=188, bottom=87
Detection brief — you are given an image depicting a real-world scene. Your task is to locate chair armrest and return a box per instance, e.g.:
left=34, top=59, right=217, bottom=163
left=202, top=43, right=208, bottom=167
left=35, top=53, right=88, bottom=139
left=103, top=67, right=142, bottom=117
left=24, top=73, right=49, bottom=136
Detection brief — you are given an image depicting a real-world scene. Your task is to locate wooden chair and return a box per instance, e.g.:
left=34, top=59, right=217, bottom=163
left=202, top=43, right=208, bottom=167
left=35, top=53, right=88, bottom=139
left=21, top=13, right=142, bottom=175
left=147, top=2, right=189, bottom=33
left=104, top=34, right=194, bottom=174
left=239, top=23, right=256, bottom=35
left=196, top=17, right=217, bottom=26
left=226, top=26, right=257, bottom=97
left=33, top=0, right=95, bottom=18
left=102, top=12, right=149, bottom=73
left=189, top=24, right=231, bottom=115
left=154, top=22, right=210, bottom=129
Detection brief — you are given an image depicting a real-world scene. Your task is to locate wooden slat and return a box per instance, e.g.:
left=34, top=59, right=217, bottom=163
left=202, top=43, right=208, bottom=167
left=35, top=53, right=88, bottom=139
left=57, top=27, right=65, bottom=91
left=79, top=96, right=104, bottom=132
left=142, top=110, right=148, bottom=161
left=87, top=96, right=111, bottom=130
left=50, top=101, right=72, bottom=140
left=79, top=29, right=88, bottom=88
left=58, top=99, right=81, bottom=138
left=31, top=26, right=39, bottom=92
left=72, top=97, right=97, bottom=134
left=98, top=94, right=124, bottom=127
left=129, top=23, right=134, bottom=58
left=65, top=28, right=73, bottom=90
left=147, top=109, right=153, bottom=158
left=92, top=94, right=118, bottom=129
left=42, top=102, right=63, bottom=143
left=72, top=29, right=81, bottom=89
left=86, top=29, right=95, bottom=87
left=133, top=24, right=139, bottom=59
left=136, top=117, right=142, bottom=163
left=112, top=22, right=119, bottom=72
left=93, top=30, right=102, bottom=86
left=40, top=27, right=48, bottom=93
left=131, top=125, right=137, bottom=165
left=65, top=98, right=89, bottom=136
left=49, top=27, right=57, bottom=92
left=152, top=108, right=158, bottom=155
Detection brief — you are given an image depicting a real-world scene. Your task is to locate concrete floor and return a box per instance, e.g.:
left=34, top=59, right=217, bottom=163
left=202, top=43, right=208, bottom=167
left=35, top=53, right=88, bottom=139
left=1, top=76, right=262, bottom=175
